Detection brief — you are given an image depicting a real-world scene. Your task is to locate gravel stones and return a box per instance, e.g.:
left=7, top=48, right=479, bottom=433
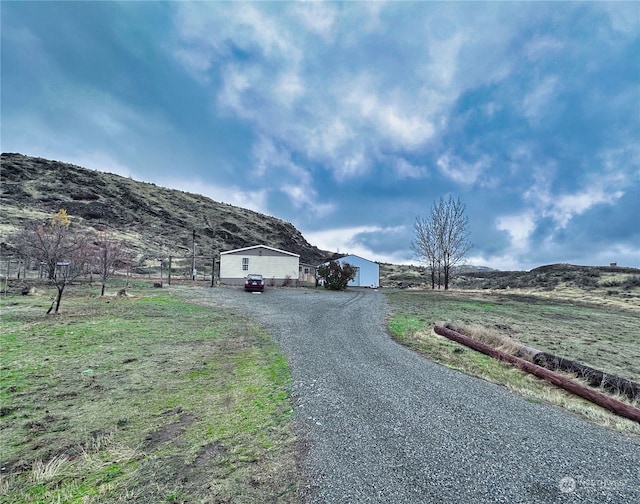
left=175, top=286, right=640, bottom=503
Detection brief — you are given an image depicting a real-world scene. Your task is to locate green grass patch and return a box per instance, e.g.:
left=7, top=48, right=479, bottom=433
left=0, top=286, right=300, bottom=503
left=457, top=301, right=497, bottom=311
left=388, top=313, right=526, bottom=384
left=387, top=315, right=424, bottom=339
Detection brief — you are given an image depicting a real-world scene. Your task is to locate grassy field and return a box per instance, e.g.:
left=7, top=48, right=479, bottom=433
left=0, top=285, right=300, bottom=503
left=2, top=279, right=638, bottom=503
left=384, top=287, right=640, bottom=435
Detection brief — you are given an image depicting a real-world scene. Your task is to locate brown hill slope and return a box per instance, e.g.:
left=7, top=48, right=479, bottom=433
left=1, top=153, right=329, bottom=265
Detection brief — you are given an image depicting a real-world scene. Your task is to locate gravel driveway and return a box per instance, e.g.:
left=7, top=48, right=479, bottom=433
left=174, top=286, right=640, bottom=503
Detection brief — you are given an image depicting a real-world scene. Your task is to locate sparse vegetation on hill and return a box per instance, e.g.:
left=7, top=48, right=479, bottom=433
left=1, top=153, right=329, bottom=265
left=3, top=154, right=638, bottom=295
left=379, top=262, right=640, bottom=303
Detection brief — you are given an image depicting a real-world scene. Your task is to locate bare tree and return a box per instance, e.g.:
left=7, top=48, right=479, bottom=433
left=411, top=215, right=440, bottom=289
left=13, top=209, right=91, bottom=313
left=14, top=209, right=66, bottom=280
left=47, top=245, right=91, bottom=314
left=93, top=232, right=130, bottom=295
left=412, top=196, right=471, bottom=290
left=437, top=196, right=471, bottom=289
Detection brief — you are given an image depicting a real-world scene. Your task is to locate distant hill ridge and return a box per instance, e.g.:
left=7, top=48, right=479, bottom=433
left=0, top=153, right=330, bottom=265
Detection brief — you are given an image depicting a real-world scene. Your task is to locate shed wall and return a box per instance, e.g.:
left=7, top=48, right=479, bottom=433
left=336, top=255, right=379, bottom=288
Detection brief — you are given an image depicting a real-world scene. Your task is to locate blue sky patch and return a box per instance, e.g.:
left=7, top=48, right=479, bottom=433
left=2, top=1, right=638, bottom=269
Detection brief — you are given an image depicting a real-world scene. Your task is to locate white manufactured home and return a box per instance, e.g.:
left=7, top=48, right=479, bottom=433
left=219, top=245, right=300, bottom=286
left=323, top=254, right=380, bottom=288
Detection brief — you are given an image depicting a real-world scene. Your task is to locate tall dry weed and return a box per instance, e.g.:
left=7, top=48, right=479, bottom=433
left=30, top=455, right=68, bottom=483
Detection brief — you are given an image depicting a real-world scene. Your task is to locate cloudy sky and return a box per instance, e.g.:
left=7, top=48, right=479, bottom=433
left=2, top=1, right=639, bottom=269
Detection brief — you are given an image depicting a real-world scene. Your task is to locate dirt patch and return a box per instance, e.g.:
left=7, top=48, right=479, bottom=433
left=54, top=391, right=78, bottom=400
left=0, top=459, right=30, bottom=476
left=189, top=442, right=227, bottom=467
left=179, top=441, right=229, bottom=485
left=0, top=405, right=17, bottom=417
left=142, top=411, right=196, bottom=451
left=24, top=413, right=58, bottom=434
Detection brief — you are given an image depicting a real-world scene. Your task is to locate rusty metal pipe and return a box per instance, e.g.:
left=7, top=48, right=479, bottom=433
left=532, top=352, right=640, bottom=401
left=433, top=325, right=640, bottom=424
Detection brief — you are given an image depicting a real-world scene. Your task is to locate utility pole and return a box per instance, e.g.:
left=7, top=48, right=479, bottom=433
left=192, top=230, right=197, bottom=281
left=211, top=251, right=216, bottom=288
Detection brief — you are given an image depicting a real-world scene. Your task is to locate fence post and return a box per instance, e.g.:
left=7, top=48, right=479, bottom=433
left=168, top=255, right=172, bottom=285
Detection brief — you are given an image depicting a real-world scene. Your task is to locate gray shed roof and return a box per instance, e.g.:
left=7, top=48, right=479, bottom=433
left=220, top=244, right=300, bottom=257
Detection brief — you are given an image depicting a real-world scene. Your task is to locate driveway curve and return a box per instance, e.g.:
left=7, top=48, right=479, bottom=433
left=174, top=286, right=640, bottom=503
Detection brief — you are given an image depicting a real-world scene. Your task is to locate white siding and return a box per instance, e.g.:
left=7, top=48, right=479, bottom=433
left=220, top=254, right=298, bottom=280
left=219, top=245, right=300, bottom=285
left=333, top=255, right=380, bottom=288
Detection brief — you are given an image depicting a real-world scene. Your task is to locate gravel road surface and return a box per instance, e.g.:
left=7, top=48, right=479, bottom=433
left=175, top=286, right=640, bottom=503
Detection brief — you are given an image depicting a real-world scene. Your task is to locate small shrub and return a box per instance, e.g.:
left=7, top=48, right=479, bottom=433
left=317, top=261, right=357, bottom=290
left=70, top=192, right=99, bottom=201
left=622, top=275, right=640, bottom=290
left=573, top=274, right=600, bottom=289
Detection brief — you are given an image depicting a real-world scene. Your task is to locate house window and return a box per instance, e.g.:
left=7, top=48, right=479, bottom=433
left=242, top=258, right=249, bottom=271
left=304, top=267, right=310, bottom=275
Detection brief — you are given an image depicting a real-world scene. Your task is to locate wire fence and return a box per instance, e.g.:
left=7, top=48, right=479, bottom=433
left=1, top=255, right=220, bottom=294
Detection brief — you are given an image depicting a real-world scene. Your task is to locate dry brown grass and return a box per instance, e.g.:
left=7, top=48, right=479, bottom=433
left=386, top=285, right=640, bottom=436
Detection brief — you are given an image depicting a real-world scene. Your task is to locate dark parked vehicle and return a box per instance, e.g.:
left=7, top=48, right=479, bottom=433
left=245, top=274, right=265, bottom=292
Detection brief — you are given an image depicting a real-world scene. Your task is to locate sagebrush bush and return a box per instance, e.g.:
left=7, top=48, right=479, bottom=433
left=573, top=273, right=600, bottom=289
left=623, top=275, right=640, bottom=290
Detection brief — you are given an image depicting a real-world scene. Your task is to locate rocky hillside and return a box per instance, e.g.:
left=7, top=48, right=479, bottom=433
left=1, top=153, right=330, bottom=265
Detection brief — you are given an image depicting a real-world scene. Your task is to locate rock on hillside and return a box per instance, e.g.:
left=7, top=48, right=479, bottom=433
left=1, top=153, right=329, bottom=265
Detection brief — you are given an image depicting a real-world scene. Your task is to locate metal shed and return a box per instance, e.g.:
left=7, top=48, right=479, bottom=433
left=324, top=254, right=380, bottom=288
